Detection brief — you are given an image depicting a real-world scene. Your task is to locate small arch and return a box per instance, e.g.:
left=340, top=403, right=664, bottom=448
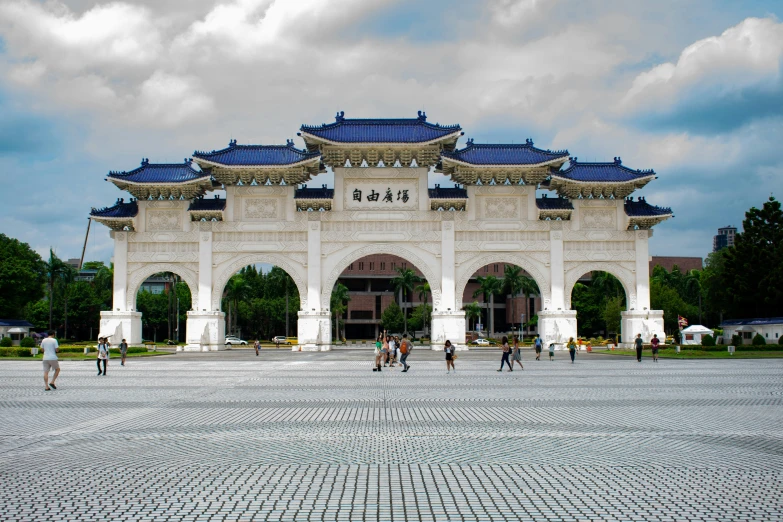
left=211, top=254, right=308, bottom=312
left=126, top=263, right=198, bottom=312
left=455, top=254, right=551, bottom=311
left=321, top=244, right=442, bottom=310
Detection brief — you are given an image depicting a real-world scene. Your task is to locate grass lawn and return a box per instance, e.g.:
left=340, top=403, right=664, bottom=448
left=592, top=348, right=783, bottom=359
left=0, top=351, right=173, bottom=361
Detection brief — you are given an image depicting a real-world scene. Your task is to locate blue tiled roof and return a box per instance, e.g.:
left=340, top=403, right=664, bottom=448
left=0, top=319, right=34, bottom=327
left=90, top=199, right=138, bottom=218
left=536, top=195, right=574, bottom=210
left=428, top=186, right=467, bottom=199
left=299, top=111, right=462, bottom=144
left=555, top=157, right=655, bottom=182
left=295, top=186, right=334, bottom=199
left=624, top=197, right=672, bottom=217
left=107, top=159, right=208, bottom=184
left=193, top=139, right=320, bottom=166
left=188, top=196, right=226, bottom=211
left=442, top=139, right=568, bottom=165
left=721, top=317, right=783, bottom=326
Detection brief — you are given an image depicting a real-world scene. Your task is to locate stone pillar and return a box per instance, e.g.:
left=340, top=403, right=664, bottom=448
left=99, top=231, right=142, bottom=345
left=182, top=227, right=225, bottom=352
left=621, top=229, right=664, bottom=345
left=296, top=216, right=331, bottom=351
left=537, top=227, right=576, bottom=347
left=430, top=218, right=467, bottom=349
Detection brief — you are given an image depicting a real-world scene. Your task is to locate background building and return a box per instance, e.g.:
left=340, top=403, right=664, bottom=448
left=713, top=226, right=737, bottom=252
left=649, top=256, right=703, bottom=273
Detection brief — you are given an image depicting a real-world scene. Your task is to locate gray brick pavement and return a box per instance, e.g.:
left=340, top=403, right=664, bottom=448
left=0, top=352, right=781, bottom=521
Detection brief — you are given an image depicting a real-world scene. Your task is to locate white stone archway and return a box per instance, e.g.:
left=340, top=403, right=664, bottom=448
left=454, top=253, right=551, bottom=311
left=211, top=254, right=308, bottom=312
left=126, top=263, right=199, bottom=312
left=563, top=262, right=637, bottom=311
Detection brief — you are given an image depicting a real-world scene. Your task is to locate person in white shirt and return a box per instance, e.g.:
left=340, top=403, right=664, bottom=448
left=40, top=331, right=59, bottom=391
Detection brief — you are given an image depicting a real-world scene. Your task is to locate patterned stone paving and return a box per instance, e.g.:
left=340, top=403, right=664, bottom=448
left=1, top=350, right=782, bottom=521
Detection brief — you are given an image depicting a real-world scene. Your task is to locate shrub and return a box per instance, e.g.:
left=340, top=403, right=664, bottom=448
left=0, top=347, right=11, bottom=356
left=701, top=334, right=715, bottom=346
left=20, top=337, right=35, bottom=348
left=0, top=337, right=12, bottom=347
left=752, top=333, right=766, bottom=346
left=14, top=347, right=33, bottom=357
left=779, top=336, right=783, bottom=345
left=731, top=334, right=743, bottom=346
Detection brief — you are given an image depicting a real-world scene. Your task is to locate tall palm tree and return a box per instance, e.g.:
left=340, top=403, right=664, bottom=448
left=223, top=274, right=250, bottom=336
left=502, top=266, right=524, bottom=333
left=44, top=249, right=68, bottom=332
left=518, top=275, right=540, bottom=335
left=473, top=275, right=503, bottom=336
left=415, top=282, right=431, bottom=334
left=391, top=267, right=422, bottom=335
left=463, top=301, right=482, bottom=333
left=94, top=263, right=114, bottom=308
left=330, top=283, right=351, bottom=342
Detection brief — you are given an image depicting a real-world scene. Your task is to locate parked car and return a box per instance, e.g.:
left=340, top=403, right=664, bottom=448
left=471, top=338, right=491, bottom=346
left=225, top=336, right=247, bottom=346
left=271, top=336, right=292, bottom=345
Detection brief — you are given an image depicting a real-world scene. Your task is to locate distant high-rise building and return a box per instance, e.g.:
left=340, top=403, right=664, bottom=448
left=713, top=226, right=737, bottom=252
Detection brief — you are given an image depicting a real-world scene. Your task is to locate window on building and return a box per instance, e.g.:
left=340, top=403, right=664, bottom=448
left=380, top=262, right=386, bottom=270
left=743, top=332, right=752, bottom=339
left=370, top=262, right=374, bottom=271
left=350, top=310, right=373, bottom=320
left=391, top=262, right=396, bottom=270
left=685, top=334, right=694, bottom=341
left=359, top=262, right=364, bottom=270
left=484, top=266, right=488, bottom=273
left=349, top=263, right=353, bottom=270
left=403, top=262, right=407, bottom=269
left=494, top=264, right=499, bottom=273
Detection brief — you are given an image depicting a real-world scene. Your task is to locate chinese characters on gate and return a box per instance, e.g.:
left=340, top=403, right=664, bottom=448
left=353, top=188, right=409, bottom=203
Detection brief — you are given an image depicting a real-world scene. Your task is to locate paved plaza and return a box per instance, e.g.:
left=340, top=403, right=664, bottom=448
left=1, top=350, right=782, bottom=521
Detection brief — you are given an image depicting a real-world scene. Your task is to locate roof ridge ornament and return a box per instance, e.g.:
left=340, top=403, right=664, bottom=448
left=335, top=111, right=345, bottom=122
left=466, top=138, right=474, bottom=146
left=526, top=138, right=534, bottom=146
left=614, top=157, right=622, bottom=165
left=141, top=158, right=149, bottom=166
left=417, top=110, right=427, bottom=122
left=286, top=139, right=294, bottom=147
left=229, top=139, right=237, bottom=147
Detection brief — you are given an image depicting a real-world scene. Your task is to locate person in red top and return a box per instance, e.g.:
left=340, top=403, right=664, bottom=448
left=650, top=334, right=660, bottom=363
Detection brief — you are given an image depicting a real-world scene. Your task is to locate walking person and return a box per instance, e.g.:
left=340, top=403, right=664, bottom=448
left=534, top=335, right=542, bottom=361
left=548, top=342, right=555, bottom=361
left=511, top=335, right=523, bottom=370
left=444, top=340, right=455, bottom=373
left=400, top=334, right=412, bottom=372
left=97, top=337, right=109, bottom=376
left=567, top=337, right=576, bottom=364
left=389, top=335, right=397, bottom=367
left=254, top=340, right=260, bottom=357
left=373, top=335, right=383, bottom=372
left=41, top=331, right=59, bottom=391
left=498, top=336, right=512, bottom=372
left=635, top=333, right=644, bottom=362
left=120, top=338, right=128, bottom=366
left=650, top=333, right=660, bottom=363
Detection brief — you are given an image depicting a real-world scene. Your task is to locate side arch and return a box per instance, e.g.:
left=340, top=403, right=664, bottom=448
left=455, top=253, right=551, bottom=310
left=126, top=263, right=198, bottom=311
left=564, top=262, right=637, bottom=310
left=320, top=243, right=442, bottom=310
left=211, top=254, right=308, bottom=311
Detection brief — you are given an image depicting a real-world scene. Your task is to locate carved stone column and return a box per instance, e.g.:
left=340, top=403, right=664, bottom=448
left=183, top=225, right=226, bottom=352
left=538, top=226, right=576, bottom=347
left=99, top=231, right=142, bottom=345
left=296, top=215, right=331, bottom=351
left=621, top=229, right=664, bottom=345
left=431, top=217, right=467, bottom=349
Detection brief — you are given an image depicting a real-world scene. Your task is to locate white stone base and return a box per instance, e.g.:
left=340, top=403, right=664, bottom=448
left=184, top=311, right=226, bottom=352
left=99, top=311, right=142, bottom=345
left=621, top=310, right=664, bottom=345
left=430, top=311, right=466, bottom=348
left=538, top=310, right=577, bottom=346
left=297, top=311, right=332, bottom=349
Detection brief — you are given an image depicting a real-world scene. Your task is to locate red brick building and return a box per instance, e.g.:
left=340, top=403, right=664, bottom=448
left=649, top=256, right=703, bottom=274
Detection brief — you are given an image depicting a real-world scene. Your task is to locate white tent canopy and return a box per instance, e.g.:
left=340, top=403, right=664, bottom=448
left=681, top=325, right=713, bottom=334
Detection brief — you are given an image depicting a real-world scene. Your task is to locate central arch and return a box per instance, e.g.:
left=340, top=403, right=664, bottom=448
left=126, top=263, right=198, bottom=312
left=563, top=262, right=637, bottom=311
left=321, top=243, right=442, bottom=311
left=211, top=254, right=308, bottom=312
left=455, top=253, right=551, bottom=311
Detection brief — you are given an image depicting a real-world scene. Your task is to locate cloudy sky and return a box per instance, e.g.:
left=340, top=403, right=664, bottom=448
left=0, top=0, right=781, bottom=263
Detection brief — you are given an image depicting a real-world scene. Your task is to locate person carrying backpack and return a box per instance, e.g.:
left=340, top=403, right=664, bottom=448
left=548, top=342, right=555, bottom=361
left=567, top=337, right=576, bottom=364
left=400, top=334, right=413, bottom=372
left=534, top=335, right=542, bottom=361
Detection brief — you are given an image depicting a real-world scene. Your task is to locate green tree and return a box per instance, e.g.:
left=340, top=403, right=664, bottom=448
left=391, top=267, right=422, bottom=335
left=380, top=301, right=404, bottom=333
left=502, top=265, right=524, bottom=332
left=223, top=274, right=250, bottom=336
left=0, top=234, right=47, bottom=319
left=408, top=303, right=432, bottom=334
left=463, top=301, right=482, bottom=333
left=601, top=296, right=623, bottom=342
left=330, top=283, right=350, bottom=342
left=650, top=279, right=698, bottom=333
left=721, top=197, right=783, bottom=318
left=137, top=290, right=168, bottom=341
left=473, top=275, right=502, bottom=336
left=415, top=282, right=431, bottom=334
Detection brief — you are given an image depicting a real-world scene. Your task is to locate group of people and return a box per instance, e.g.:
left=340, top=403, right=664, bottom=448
left=373, top=332, right=414, bottom=372
left=39, top=332, right=130, bottom=390
left=94, top=337, right=129, bottom=375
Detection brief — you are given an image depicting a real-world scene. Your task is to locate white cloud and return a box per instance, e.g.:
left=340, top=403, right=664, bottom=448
left=136, top=71, right=215, bottom=126
left=621, top=17, right=783, bottom=112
